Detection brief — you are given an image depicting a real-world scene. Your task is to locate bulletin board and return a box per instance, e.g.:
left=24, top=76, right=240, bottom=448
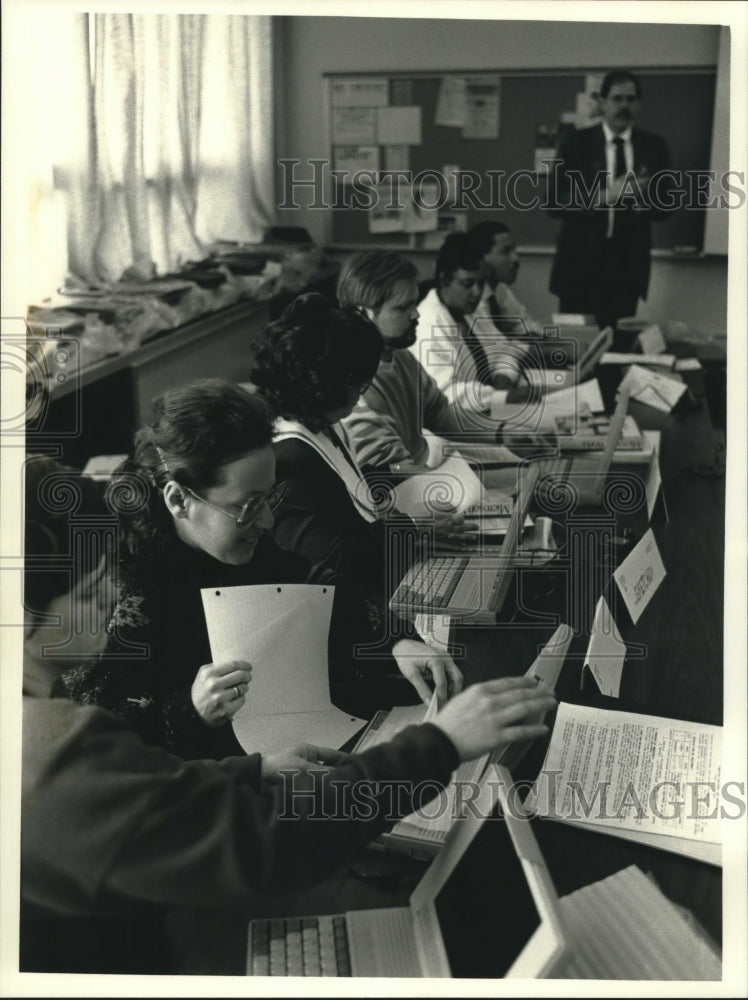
left=324, top=69, right=717, bottom=253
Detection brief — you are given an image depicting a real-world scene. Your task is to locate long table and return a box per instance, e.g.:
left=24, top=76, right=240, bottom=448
left=178, top=359, right=728, bottom=977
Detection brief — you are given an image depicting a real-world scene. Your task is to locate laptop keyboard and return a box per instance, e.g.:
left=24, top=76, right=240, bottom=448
left=248, top=915, right=352, bottom=976
left=391, top=556, right=469, bottom=610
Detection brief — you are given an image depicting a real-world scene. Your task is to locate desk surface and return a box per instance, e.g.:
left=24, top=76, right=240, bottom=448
left=185, top=365, right=727, bottom=978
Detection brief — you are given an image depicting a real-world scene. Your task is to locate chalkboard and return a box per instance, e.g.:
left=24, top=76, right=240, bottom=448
left=325, top=69, right=716, bottom=253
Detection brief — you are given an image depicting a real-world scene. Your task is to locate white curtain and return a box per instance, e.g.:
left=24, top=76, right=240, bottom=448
left=33, top=12, right=275, bottom=288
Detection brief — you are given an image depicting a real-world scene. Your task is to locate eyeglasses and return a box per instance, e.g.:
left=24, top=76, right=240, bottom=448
left=181, top=481, right=287, bottom=527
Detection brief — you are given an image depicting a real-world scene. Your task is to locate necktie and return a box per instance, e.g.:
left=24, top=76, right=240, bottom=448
left=485, top=292, right=518, bottom=336
left=461, top=320, right=493, bottom=385
left=613, top=136, right=626, bottom=178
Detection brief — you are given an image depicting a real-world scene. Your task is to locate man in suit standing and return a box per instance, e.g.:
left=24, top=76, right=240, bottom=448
left=548, top=70, right=673, bottom=328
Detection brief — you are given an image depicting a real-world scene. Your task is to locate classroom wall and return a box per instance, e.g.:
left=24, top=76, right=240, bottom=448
left=276, top=16, right=727, bottom=332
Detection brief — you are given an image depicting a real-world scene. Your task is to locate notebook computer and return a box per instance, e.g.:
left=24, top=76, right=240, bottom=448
left=534, top=386, right=631, bottom=510
left=246, top=763, right=569, bottom=978
left=388, top=463, right=540, bottom=623
left=353, top=622, right=573, bottom=859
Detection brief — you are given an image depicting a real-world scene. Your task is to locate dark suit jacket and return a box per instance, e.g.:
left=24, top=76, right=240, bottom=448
left=548, top=123, right=673, bottom=304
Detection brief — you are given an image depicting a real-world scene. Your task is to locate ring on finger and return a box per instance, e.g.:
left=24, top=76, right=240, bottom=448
left=233, top=684, right=241, bottom=700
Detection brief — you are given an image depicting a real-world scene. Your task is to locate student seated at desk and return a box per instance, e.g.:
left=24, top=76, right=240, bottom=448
left=338, top=249, right=547, bottom=479
left=21, top=455, right=557, bottom=975
left=412, top=232, right=533, bottom=412
left=62, top=380, right=463, bottom=752
left=250, top=294, right=468, bottom=700
left=467, top=220, right=544, bottom=345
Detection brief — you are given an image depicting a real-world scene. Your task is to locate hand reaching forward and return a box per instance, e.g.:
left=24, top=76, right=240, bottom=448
left=391, top=638, right=464, bottom=705
left=261, top=744, right=352, bottom=782
left=191, top=659, right=253, bottom=727
left=433, top=676, right=557, bottom=762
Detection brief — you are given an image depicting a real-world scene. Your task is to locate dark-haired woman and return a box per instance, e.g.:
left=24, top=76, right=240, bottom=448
left=62, top=379, right=462, bottom=759
left=252, top=297, right=474, bottom=572
left=252, top=294, right=472, bottom=702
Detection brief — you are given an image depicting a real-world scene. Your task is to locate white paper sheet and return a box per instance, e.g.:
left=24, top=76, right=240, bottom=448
left=331, top=107, right=377, bottom=144
left=330, top=78, right=389, bottom=108
left=643, top=430, right=663, bottom=519
left=529, top=702, right=722, bottom=845
left=492, top=378, right=605, bottom=431
left=583, top=596, right=626, bottom=697
left=377, top=106, right=422, bottom=145
left=600, top=352, right=676, bottom=368
left=391, top=456, right=484, bottom=517
left=333, top=144, right=380, bottom=178
left=619, top=364, right=687, bottom=412
left=613, top=527, right=666, bottom=624
left=413, top=613, right=453, bottom=654
left=463, top=77, right=500, bottom=139
left=435, top=76, right=467, bottom=127
left=201, top=584, right=365, bottom=754
left=637, top=323, right=667, bottom=355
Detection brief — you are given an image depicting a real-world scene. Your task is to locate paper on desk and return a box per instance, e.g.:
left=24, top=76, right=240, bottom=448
left=637, top=323, right=667, bottom=355
left=201, top=584, right=365, bottom=754
left=413, top=612, right=453, bottom=654
left=528, top=702, right=722, bottom=846
left=674, top=357, right=702, bottom=372
left=391, top=456, right=483, bottom=517
left=614, top=527, right=666, bottom=624
left=492, top=379, right=605, bottom=430
left=600, top=352, right=676, bottom=368
left=583, top=597, right=626, bottom=697
left=619, top=364, right=687, bottom=412
left=643, top=430, right=663, bottom=519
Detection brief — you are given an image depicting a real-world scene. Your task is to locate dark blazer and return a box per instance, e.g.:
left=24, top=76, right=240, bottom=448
left=548, top=123, right=673, bottom=304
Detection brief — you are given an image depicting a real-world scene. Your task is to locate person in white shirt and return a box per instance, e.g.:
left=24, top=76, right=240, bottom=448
left=411, top=233, right=529, bottom=411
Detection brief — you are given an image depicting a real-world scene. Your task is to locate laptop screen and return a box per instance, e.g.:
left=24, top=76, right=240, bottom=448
left=433, top=808, right=541, bottom=977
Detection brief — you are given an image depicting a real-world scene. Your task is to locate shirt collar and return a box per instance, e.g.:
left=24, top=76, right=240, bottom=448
left=602, top=121, right=633, bottom=144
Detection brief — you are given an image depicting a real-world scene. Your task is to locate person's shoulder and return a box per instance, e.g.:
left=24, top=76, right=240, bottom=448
left=632, top=125, right=669, bottom=150
left=559, top=122, right=602, bottom=149
left=23, top=697, right=144, bottom=776
left=274, top=435, right=327, bottom=478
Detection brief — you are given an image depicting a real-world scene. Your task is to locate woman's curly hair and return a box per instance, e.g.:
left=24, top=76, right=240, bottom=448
left=250, top=292, right=384, bottom=433
left=110, top=379, right=273, bottom=590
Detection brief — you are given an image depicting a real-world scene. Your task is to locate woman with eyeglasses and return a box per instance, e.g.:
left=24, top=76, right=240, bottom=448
left=62, top=378, right=379, bottom=759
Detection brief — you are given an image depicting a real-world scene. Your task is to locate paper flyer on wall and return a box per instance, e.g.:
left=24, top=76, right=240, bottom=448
left=331, top=107, right=377, bottom=144
left=330, top=78, right=389, bottom=107
left=201, top=583, right=365, bottom=754
left=435, top=76, right=467, bottom=127
left=377, top=105, right=421, bottom=145
left=333, top=144, right=380, bottom=179
left=463, top=77, right=500, bottom=139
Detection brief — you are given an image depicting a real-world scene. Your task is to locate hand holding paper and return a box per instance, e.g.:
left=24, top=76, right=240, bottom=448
left=191, top=659, right=253, bottom=727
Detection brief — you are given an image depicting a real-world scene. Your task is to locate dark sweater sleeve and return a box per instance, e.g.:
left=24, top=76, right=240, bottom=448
left=60, top=592, right=243, bottom=761
left=22, top=702, right=460, bottom=913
